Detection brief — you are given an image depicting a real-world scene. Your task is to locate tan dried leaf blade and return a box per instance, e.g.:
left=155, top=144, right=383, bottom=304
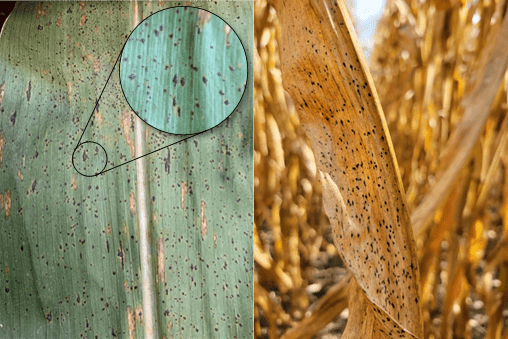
left=269, top=0, right=424, bottom=337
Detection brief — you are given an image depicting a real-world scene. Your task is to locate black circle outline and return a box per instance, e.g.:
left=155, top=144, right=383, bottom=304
left=118, top=5, right=249, bottom=136
left=72, top=141, right=108, bottom=177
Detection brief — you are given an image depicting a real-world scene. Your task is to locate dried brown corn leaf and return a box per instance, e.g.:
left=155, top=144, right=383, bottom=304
left=269, top=0, right=423, bottom=337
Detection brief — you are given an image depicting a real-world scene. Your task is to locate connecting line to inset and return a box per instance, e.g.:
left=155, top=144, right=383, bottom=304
left=98, top=131, right=203, bottom=175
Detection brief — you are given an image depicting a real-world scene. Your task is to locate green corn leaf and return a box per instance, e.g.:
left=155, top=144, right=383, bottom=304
left=0, top=2, right=253, bottom=338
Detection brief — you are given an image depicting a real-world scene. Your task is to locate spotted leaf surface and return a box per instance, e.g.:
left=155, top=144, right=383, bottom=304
left=120, top=6, right=247, bottom=134
left=0, top=2, right=253, bottom=338
left=268, top=0, right=423, bottom=337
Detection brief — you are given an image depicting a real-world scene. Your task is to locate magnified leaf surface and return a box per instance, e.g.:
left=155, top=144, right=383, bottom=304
left=120, top=6, right=247, bottom=134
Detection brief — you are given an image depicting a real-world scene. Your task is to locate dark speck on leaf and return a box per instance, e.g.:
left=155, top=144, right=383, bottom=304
left=160, top=25, right=163, bottom=31
left=224, top=100, right=230, bottom=105
left=154, top=30, right=159, bottom=37
left=219, top=90, right=224, bottom=96
left=67, top=8, right=72, bottom=13
left=173, top=74, right=178, bottom=87
left=173, top=97, right=177, bottom=107
left=169, top=33, right=173, bottom=39
left=38, top=25, right=43, bottom=30
left=10, top=111, right=16, bottom=126
left=180, top=77, right=185, bottom=86
left=217, top=72, right=222, bottom=77
left=202, top=76, right=208, bottom=85
left=229, top=66, right=234, bottom=72
left=128, top=74, right=136, bottom=80
left=140, top=38, right=145, bottom=43
left=177, top=106, right=181, bottom=117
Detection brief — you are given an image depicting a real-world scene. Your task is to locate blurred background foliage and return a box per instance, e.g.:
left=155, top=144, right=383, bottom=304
left=254, top=0, right=508, bottom=338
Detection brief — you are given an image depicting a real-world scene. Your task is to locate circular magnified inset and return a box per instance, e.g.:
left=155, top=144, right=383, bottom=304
left=72, top=142, right=108, bottom=177
left=120, top=6, right=247, bottom=135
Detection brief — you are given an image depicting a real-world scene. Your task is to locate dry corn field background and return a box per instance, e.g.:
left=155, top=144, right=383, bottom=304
left=254, top=0, right=508, bottom=338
